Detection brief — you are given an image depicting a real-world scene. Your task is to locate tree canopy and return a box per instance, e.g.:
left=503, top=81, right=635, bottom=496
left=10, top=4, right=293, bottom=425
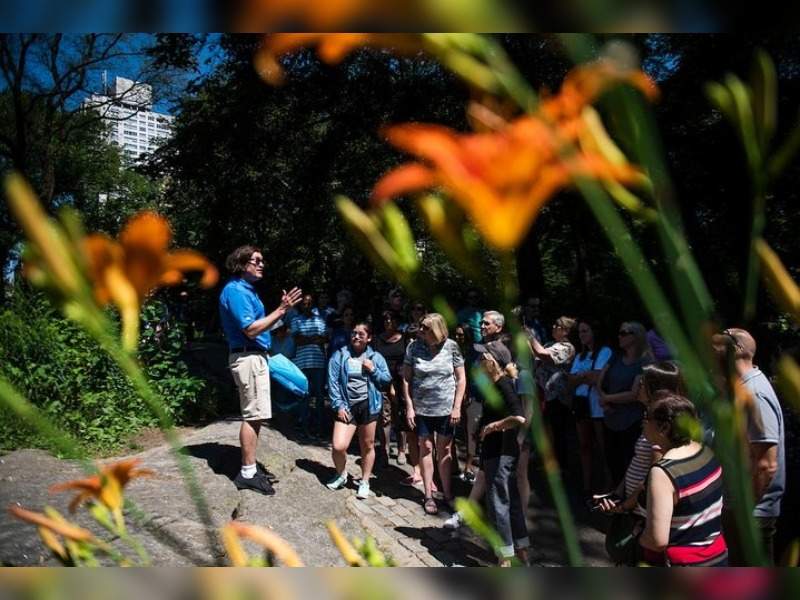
left=3, top=34, right=799, bottom=356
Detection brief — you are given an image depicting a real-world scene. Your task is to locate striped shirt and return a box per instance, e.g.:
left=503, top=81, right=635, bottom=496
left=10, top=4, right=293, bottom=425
left=646, top=445, right=728, bottom=567
left=290, top=313, right=327, bottom=370
left=625, top=434, right=657, bottom=517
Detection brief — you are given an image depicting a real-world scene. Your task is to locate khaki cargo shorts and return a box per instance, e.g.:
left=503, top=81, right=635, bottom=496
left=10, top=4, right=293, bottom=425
left=229, top=351, right=271, bottom=421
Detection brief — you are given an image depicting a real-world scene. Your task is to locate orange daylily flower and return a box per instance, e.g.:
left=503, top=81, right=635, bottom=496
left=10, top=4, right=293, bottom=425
left=237, top=0, right=403, bottom=31
left=539, top=59, right=659, bottom=122
left=221, top=521, right=304, bottom=567
left=372, top=117, right=644, bottom=250
left=372, top=60, right=657, bottom=250
left=49, top=458, right=155, bottom=513
left=255, top=33, right=419, bottom=86
left=8, top=505, right=95, bottom=543
left=83, top=211, right=218, bottom=349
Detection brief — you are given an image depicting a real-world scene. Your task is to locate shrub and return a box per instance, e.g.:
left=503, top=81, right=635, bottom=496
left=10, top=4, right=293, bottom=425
left=0, top=286, right=215, bottom=455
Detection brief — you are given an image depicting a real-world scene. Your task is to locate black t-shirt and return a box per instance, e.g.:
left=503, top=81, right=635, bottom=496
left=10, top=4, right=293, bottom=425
left=480, top=375, right=524, bottom=460
left=373, top=334, right=406, bottom=384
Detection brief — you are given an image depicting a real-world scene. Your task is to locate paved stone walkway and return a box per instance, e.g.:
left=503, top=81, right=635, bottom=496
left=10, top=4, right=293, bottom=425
left=0, top=418, right=611, bottom=566
left=282, top=419, right=611, bottom=567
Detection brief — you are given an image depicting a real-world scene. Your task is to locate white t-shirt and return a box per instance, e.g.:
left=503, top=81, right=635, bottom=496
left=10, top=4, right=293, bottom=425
left=569, top=346, right=613, bottom=419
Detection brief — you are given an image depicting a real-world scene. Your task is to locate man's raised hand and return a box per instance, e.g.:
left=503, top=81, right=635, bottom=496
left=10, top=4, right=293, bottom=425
left=281, top=287, right=303, bottom=310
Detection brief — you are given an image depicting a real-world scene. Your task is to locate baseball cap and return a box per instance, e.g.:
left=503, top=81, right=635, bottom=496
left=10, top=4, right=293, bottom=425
left=473, top=341, right=512, bottom=368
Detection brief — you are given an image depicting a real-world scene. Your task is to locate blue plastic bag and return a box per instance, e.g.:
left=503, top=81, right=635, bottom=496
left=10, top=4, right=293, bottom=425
left=269, top=353, right=308, bottom=397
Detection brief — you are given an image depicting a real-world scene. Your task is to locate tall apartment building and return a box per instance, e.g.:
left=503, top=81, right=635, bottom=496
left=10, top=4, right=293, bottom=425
left=83, top=76, right=174, bottom=161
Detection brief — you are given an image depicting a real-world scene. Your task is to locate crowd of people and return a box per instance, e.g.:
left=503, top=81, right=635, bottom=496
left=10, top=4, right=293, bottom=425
left=218, top=245, right=787, bottom=567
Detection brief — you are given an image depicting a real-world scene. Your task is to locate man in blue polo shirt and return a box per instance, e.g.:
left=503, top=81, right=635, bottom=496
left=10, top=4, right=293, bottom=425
left=219, top=245, right=302, bottom=495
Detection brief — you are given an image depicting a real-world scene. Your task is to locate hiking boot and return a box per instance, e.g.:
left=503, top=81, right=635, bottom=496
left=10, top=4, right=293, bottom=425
left=356, top=480, right=371, bottom=500
left=234, top=472, right=275, bottom=496
left=326, top=472, right=348, bottom=490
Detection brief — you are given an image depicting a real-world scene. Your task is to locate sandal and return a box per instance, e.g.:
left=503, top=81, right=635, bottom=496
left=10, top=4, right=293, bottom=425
left=423, top=497, right=439, bottom=515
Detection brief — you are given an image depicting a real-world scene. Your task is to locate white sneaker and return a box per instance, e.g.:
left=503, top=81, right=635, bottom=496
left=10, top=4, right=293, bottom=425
left=326, top=472, right=348, bottom=490
left=443, top=511, right=464, bottom=529
left=356, top=480, right=371, bottom=499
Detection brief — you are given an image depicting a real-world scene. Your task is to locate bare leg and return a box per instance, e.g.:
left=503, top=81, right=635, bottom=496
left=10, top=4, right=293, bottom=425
left=240, top=420, right=261, bottom=466
left=381, top=422, right=392, bottom=463
left=470, top=469, right=487, bottom=502
left=407, top=431, right=421, bottom=479
left=331, top=421, right=357, bottom=475
left=358, top=421, right=377, bottom=481
left=436, top=434, right=454, bottom=500
left=419, top=435, right=435, bottom=497
left=398, top=431, right=407, bottom=455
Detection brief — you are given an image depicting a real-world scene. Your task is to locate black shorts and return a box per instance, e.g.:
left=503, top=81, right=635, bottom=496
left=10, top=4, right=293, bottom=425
left=416, top=414, right=455, bottom=438
left=337, top=400, right=379, bottom=426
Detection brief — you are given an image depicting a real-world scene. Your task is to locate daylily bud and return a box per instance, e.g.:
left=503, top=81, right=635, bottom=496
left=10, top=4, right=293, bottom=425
left=756, top=238, right=800, bottom=322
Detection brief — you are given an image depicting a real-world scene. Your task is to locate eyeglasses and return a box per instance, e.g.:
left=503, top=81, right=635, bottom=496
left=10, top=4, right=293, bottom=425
left=618, top=330, right=634, bottom=336
left=248, top=258, right=264, bottom=265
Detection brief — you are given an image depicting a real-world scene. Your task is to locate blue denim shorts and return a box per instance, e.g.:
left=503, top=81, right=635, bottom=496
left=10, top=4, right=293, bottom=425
left=415, top=414, right=454, bottom=438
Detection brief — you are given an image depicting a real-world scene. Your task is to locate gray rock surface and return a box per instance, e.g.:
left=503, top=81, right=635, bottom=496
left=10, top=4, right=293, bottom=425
left=0, top=420, right=365, bottom=566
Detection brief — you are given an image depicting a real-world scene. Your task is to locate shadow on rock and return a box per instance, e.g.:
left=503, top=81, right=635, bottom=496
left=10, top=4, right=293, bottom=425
left=394, top=525, right=487, bottom=566
left=182, top=442, right=273, bottom=482
left=294, top=457, right=339, bottom=487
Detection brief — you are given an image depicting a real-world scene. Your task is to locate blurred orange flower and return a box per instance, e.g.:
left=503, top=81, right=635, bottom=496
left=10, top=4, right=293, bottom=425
left=237, top=0, right=402, bottom=31
left=221, top=521, right=304, bottom=567
left=50, top=458, right=155, bottom=513
left=8, top=505, right=95, bottom=560
left=8, top=505, right=95, bottom=542
left=539, top=59, right=659, bottom=122
left=255, top=33, right=419, bottom=85
left=372, top=117, right=644, bottom=250
left=372, top=60, right=657, bottom=250
left=83, top=212, right=218, bottom=349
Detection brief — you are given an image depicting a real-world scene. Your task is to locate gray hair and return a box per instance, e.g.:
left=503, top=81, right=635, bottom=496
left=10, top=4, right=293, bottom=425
left=483, top=310, right=505, bottom=328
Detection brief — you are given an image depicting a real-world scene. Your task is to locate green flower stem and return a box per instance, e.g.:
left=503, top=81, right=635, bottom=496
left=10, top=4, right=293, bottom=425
left=498, top=253, right=584, bottom=566
left=744, top=187, right=767, bottom=322
left=578, top=178, right=765, bottom=565
left=117, top=528, right=151, bottom=566
left=713, top=402, right=767, bottom=566
left=577, top=179, right=709, bottom=398
left=422, top=34, right=538, bottom=112
left=614, top=91, right=716, bottom=353
left=767, top=112, right=800, bottom=180
left=92, top=327, right=219, bottom=562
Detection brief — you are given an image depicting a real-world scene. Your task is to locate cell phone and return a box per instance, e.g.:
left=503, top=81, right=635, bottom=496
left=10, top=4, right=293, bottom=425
left=590, top=493, right=621, bottom=512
